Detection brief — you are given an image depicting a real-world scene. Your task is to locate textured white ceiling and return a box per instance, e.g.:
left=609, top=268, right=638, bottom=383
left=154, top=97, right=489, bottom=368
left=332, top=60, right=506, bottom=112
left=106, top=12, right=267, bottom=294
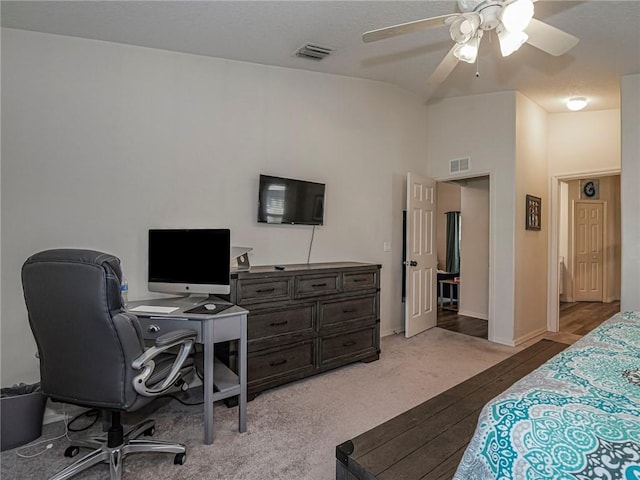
left=2, top=1, right=639, bottom=112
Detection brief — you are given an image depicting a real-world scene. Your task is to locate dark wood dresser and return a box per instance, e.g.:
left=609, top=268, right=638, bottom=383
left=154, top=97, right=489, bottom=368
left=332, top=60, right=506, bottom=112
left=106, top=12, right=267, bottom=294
left=229, top=262, right=381, bottom=397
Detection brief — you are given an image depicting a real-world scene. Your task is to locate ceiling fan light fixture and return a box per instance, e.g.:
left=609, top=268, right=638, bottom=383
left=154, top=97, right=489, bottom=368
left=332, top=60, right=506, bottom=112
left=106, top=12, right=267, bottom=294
left=453, top=36, right=480, bottom=63
left=566, top=97, right=588, bottom=111
left=450, top=13, right=481, bottom=44
left=500, top=0, right=534, bottom=32
left=497, top=25, right=528, bottom=57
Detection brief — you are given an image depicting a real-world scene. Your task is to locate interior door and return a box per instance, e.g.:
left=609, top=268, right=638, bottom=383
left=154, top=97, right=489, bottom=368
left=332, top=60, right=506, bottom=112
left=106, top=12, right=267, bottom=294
left=405, top=172, right=437, bottom=337
left=574, top=201, right=604, bottom=301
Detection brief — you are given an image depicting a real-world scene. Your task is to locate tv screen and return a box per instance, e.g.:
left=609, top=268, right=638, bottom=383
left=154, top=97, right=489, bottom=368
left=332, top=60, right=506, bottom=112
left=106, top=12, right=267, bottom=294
left=257, top=175, right=325, bottom=225
left=148, top=228, right=231, bottom=296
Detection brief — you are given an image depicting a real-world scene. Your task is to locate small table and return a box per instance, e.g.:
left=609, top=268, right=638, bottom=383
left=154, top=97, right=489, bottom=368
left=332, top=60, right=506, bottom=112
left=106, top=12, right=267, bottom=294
left=128, top=297, right=247, bottom=445
left=438, top=279, right=459, bottom=311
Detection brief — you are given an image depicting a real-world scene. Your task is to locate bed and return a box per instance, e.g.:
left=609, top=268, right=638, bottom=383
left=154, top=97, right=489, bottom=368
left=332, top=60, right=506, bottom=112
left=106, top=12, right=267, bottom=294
left=454, top=311, right=640, bottom=480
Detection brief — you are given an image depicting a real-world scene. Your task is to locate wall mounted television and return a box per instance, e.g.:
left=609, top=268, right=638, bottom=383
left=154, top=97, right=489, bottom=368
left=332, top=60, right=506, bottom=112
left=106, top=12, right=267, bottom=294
left=257, top=174, right=325, bottom=225
left=148, top=228, right=231, bottom=296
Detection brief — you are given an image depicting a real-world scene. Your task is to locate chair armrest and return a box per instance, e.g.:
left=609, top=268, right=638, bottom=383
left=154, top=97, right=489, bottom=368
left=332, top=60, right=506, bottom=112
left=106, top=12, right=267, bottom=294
left=132, top=328, right=197, bottom=397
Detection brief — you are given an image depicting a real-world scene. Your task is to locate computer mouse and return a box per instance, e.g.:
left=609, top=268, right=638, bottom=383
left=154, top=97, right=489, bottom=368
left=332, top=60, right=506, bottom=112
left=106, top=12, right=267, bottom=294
left=204, top=304, right=217, bottom=311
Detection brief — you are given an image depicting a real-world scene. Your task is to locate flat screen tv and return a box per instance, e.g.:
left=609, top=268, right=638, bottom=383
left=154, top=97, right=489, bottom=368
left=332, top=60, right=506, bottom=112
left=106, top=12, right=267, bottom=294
left=148, top=228, right=231, bottom=296
left=257, top=174, right=325, bottom=225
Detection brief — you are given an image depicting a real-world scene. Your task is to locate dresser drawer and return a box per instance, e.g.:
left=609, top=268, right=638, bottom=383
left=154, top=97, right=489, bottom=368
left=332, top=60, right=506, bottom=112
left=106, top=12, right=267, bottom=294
left=295, top=273, right=340, bottom=298
left=248, top=304, right=314, bottom=342
left=343, top=270, right=377, bottom=291
left=320, top=327, right=377, bottom=365
left=248, top=341, right=315, bottom=384
left=318, top=295, right=376, bottom=330
left=236, top=277, right=292, bottom=304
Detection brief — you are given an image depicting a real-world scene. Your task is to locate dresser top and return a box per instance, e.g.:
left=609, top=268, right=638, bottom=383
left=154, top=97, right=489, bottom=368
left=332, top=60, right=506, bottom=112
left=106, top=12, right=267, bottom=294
left=231, top=261, right=380, bottom=278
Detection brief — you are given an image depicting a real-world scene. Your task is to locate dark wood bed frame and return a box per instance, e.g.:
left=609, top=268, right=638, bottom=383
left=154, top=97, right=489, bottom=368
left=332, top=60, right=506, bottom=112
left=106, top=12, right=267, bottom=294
left=335, top=339, right=567, bottom=480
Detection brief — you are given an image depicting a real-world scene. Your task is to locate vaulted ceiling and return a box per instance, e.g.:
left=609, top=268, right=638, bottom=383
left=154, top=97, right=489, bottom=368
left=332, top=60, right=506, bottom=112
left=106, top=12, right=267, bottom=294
left=2, top=1, right=639, bottom=112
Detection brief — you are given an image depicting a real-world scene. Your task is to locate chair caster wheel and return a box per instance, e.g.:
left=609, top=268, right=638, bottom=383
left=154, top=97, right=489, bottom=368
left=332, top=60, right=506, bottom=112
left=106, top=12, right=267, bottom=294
left=64, top=446, right=80, bottom=458
left=174, top=452, right=186, bottom=465
left=143, top=426, right=155, bottom=436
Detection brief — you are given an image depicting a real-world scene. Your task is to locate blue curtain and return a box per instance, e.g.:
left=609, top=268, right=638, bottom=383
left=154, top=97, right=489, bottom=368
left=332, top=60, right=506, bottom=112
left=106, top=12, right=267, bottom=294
left=445, top=211, right=461, bottom=273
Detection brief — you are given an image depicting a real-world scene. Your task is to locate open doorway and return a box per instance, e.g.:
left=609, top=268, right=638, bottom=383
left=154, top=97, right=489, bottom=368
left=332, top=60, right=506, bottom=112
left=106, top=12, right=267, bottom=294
left=436, top=176, right=490, bottom=339
left=549, top=172, right=621, bottom=340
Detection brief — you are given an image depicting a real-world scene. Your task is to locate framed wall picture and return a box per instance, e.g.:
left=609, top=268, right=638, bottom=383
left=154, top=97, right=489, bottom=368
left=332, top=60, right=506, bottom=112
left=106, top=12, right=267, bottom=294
left=580, top=179, right=600, bottom=199
left=526, top=194, right=541, bottom=231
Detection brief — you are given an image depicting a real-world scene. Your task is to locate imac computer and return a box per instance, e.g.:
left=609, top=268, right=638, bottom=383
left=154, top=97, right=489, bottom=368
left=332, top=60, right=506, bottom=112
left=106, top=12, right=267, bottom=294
left=148, top=228, right=231, bottom=300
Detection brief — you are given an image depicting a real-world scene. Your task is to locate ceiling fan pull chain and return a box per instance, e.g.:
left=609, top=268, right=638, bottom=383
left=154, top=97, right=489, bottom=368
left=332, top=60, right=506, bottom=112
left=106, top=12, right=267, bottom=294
left=475, top=54, right=480, bottom=78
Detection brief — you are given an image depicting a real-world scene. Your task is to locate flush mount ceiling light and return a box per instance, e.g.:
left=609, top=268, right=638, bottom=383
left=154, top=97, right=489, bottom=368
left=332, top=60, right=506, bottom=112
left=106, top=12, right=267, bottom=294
left=566, top=96, right=588, bottom=111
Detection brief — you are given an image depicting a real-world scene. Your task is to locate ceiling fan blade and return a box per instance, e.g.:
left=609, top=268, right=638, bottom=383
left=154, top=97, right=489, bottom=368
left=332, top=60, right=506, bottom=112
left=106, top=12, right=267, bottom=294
left=524, top=17, right=579, bottom=56
left=363, top=13, right=459, bottom=43
left=427, top=45, right=460, bottom=85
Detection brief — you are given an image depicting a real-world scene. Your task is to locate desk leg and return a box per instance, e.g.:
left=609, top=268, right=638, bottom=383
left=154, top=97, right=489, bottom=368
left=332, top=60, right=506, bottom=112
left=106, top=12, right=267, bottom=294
left=238, top=314, right=247, bottom=433
left=203, top=322, right=215, bottom=445
left=439, top=282, right=443, bottom=308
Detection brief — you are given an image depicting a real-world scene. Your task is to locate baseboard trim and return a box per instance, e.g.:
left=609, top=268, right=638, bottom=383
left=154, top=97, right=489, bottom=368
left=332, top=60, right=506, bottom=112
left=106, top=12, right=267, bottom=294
left=514, top=327, right=548, bottom=346
left=457, top=309, right=488, bottom=320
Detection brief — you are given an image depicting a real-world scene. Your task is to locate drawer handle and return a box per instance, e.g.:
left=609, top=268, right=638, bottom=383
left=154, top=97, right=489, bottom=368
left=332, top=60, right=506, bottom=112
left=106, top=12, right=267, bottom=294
left=343, top=308, right=357, bottom=314
left=342, top=340, right=357, bottom=347
left=353, top=278, right=367, bottom=283
left=269, top=320, right=289, bottom=327
left=256, top=288, right=275, bottom=293
left=269, top=359, right=288, bottom=367
left=147, top=324, right=160, bottom=333
left=312, top=283, right=328, bottom=287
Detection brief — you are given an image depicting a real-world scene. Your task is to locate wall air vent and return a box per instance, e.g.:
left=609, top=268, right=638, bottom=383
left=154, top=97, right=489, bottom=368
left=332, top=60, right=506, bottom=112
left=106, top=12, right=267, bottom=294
left=450, top=157, right=471, bottom=174
left=294, top=44, right=333, bottom=61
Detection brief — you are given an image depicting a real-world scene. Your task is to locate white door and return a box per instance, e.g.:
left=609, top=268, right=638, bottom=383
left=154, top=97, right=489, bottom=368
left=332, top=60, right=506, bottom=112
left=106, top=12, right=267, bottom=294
left=574, top=201, right=604, bottom=301
left=405, top=172, right=437, bottom=337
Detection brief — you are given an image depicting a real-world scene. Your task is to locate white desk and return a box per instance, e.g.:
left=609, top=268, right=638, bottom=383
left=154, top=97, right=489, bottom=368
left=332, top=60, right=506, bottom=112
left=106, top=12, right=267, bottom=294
left=128, top=297, right=247, bottom=445
left=438, top=279, right=459, bottom=311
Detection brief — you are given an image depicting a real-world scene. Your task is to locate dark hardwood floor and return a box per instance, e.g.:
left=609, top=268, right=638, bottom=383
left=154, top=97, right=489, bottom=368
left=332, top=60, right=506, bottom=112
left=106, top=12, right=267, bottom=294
left=437, top=308, right=488, bottom=340
left=559, top=300, right=620, bottom=336
left=437, top=300, right=620, bottom=340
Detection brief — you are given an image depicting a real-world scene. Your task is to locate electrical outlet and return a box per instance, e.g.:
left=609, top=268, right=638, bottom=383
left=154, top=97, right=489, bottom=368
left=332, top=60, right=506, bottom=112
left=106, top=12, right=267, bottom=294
left=383, top=242, right=391, bottom=252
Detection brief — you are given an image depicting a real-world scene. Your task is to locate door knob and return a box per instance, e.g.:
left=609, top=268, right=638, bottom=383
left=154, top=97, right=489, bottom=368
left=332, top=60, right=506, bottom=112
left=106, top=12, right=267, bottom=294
left=410, top=260, right=417, bottom=267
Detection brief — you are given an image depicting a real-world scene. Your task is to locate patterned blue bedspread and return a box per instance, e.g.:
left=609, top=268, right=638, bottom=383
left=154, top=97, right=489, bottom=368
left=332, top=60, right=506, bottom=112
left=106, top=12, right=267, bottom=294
left=454, top=311, right=640, bottom=480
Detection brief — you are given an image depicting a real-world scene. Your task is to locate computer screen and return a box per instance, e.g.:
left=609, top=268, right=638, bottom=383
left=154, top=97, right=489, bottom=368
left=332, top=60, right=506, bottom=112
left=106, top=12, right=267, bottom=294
left=148, top=228, right=231, bottom=296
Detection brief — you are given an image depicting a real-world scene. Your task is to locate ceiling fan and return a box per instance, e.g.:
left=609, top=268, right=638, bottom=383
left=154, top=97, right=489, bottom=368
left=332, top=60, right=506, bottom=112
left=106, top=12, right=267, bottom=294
left=362, top=0, right=579, bottom=85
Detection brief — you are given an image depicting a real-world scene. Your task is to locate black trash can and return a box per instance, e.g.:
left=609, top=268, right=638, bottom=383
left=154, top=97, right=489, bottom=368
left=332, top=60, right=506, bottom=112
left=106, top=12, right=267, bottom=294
left=0, top=383, right=46, bottom=451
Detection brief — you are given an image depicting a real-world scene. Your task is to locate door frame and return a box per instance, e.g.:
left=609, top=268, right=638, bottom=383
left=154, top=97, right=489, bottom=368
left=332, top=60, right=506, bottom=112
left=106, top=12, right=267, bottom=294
left=547, top=168, right=620, bottom=332
left=431, top=171, right=494, bottom=341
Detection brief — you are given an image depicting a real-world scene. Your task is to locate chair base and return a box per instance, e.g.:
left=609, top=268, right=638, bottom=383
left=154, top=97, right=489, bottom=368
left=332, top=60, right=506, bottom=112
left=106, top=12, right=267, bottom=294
left=50, top=416, right=186, bottom=480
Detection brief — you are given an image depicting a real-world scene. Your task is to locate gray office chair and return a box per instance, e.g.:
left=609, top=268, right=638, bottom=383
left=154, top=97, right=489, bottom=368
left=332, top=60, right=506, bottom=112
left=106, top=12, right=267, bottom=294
left=21, top=249, right=197, bottom=480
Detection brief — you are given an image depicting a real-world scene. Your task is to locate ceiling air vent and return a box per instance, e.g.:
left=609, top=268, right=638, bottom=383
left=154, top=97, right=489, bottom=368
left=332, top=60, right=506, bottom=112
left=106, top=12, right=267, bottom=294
left=294, top=44, right=333, bottom=61
left=450, top=157, right=471, bottom=174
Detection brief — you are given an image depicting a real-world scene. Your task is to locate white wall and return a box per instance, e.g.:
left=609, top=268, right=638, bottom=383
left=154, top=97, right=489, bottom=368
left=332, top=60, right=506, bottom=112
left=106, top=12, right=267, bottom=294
left=427, top=91, right=517, bottom=344
left=514, top=93, right=548, bottom=342
left=1, top=28, right=429, bottom=386
left=621, top=74, right=640, bottom=310
left=459, top=177, right=489, bottom=320
left=548, top=110, right=621, bottom=176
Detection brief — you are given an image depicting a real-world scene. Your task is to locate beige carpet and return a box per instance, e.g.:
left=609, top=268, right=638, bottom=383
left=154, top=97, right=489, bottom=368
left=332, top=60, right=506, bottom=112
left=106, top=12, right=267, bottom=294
left=0, top=328, right=523, bottom=480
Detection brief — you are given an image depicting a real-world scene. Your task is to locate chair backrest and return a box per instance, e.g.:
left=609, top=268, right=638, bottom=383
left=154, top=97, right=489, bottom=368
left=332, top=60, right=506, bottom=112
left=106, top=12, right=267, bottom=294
left=22, top=249, right=145, bottom=410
